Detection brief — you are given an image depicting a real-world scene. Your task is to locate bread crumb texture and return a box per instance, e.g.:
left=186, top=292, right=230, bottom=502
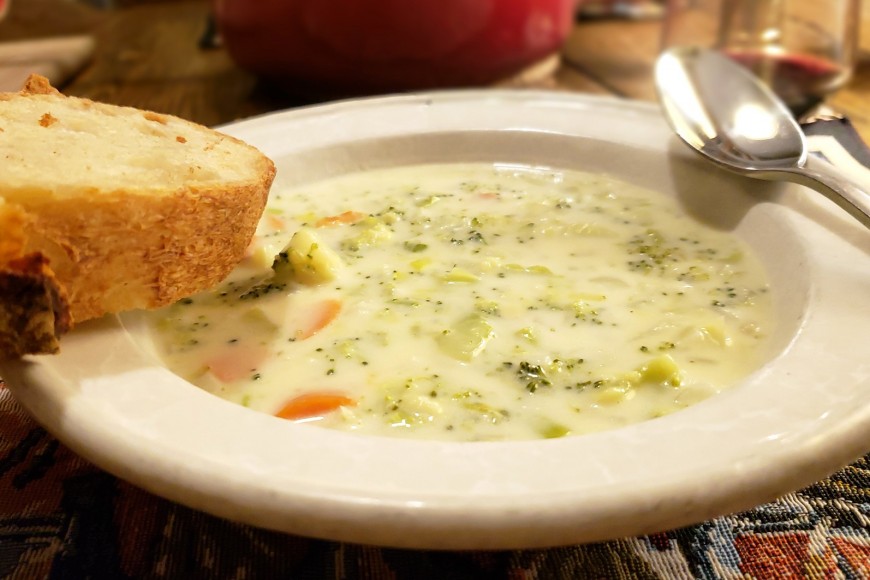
left=0, top=252, right=71, bottom=357
left=0, top=75, right=276, bottom=356
left=1, top=95, right=262, bottom=195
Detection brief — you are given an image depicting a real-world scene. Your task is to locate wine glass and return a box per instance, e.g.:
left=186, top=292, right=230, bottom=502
left=661, top=0, right=860, bottom=118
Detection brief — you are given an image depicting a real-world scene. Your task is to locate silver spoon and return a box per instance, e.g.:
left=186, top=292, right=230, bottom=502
left=655, top=46, right=870, bottom=229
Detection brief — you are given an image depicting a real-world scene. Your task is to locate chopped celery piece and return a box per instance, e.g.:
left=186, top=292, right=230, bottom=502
left=539, top=423, right=571, bottom=439
left=343, top=220, right=392, bottom=251
left=410, top=257, right=432, bottom=271
left=295, top=211, right=317, bottom=224
left=504, top=263, right=553, bottom=275
left=416, top=195, right=441, bottom=207
left=442, top=267, right=480, bottom=283
left=384, top=393, right=443, bottom=427
left=722, top=250, right=744, bottom=263
left=575, top=292, right=607, bottom=301
left=241, top=306, right=281, bottom=331
left=572, top=300, right=599, bottom=320
left=597, top=383, right=634, bottom=405
left=380, top=209, right=403, bottom=224
left=437, top=314, right=494, bottom=361
left=698, top=323, right=730, bottom=346
left=691, top=311, right=731, bottom=346
left=516, top=327, right=537, bottom=343
left=404, top=241, right=428, bottom=252
left=461, top=401, right=509, bottom=424
left=475, top=300, right=500, bottom=316
left=639, top=354, right=682, bottom=386
left=481, top=256, right=503, bottom=271
left=337, top=339, right=358, bottom=359
left=390, top=297, right=419, bottom=307
left=378, top=378, right=444, bottom=427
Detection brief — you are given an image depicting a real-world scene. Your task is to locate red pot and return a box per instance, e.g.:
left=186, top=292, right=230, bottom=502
left=213, top=0, right=576, bottom=93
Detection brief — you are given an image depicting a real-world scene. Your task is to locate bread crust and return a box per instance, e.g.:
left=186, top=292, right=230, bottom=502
left=0, top=199, right=71, bottom=356
left=0, top=75, right=275, bottom=356
left=0, top=252, right=71, bottom=357
left=23, top=179, right=271, bottom=321
left=20, top=74, right=61, bottom=96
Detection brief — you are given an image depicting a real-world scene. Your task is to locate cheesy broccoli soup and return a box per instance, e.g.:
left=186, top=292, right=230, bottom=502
left=149, top=163, right=774, bottom=441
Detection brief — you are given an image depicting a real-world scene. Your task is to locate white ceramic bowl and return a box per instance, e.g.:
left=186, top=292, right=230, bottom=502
left=2, top=91, right=869, bottom=550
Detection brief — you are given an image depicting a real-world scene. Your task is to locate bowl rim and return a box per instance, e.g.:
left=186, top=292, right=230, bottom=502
left=3, top=89, right=869, bottom=550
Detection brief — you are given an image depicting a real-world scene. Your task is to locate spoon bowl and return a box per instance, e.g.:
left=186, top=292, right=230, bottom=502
left=655, top=46, right=870, bottom=228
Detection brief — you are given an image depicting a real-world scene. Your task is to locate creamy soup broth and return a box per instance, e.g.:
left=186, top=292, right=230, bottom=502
left=149, top=163, right=774, bottom=441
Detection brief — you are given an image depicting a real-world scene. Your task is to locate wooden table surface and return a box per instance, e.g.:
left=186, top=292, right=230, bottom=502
left=3, top=0, right=870, bottom=136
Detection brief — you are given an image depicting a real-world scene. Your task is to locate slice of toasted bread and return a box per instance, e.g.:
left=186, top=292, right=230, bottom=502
left=0, top=75, right=276, bottom=357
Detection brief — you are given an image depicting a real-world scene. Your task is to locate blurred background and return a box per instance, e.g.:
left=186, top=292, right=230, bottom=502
left=0, top=0, right=868, bottom=133
left=0, top=0, right=699, bottom=126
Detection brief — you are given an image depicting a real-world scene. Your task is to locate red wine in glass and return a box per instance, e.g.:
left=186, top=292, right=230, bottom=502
left=724, top=49, right=847, bottom=117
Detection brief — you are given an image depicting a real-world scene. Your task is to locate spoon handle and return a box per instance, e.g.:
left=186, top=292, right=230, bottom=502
left=796, top=155, right=870, bottom=228
left=801, top=117, right=870, bottom=169
left=802, top=118, right=870, bottom=187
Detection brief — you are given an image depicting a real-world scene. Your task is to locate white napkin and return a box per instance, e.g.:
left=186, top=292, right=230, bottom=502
left=0, top=35, right=95, bottom=92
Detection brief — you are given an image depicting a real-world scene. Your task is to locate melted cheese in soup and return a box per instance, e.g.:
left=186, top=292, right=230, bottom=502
left=149, top=163, right=774, bottom=441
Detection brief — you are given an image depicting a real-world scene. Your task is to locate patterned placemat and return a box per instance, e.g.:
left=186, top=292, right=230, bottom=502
left=2, top=380, right=869, bottom=579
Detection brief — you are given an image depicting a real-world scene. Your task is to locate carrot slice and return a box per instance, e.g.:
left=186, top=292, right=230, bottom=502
left=295, top=299, right=342, bottom=340
left=276, top=393, right=356, bottom=420
left=206, top=344, right=269, bottom=383
left=266, top=214, right=286, bottom=230
left=315, top=211, right=365, bottom=227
